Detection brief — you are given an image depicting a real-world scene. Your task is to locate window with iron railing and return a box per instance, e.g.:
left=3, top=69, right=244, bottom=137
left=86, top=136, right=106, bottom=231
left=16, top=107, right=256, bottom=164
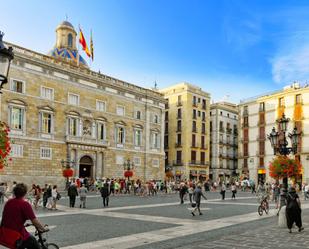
left=193, top=109, right=197, bottom=119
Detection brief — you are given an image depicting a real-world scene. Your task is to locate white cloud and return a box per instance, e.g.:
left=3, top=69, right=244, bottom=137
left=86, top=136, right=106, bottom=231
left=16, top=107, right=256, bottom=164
left=272, top=44, right=309, bottom=84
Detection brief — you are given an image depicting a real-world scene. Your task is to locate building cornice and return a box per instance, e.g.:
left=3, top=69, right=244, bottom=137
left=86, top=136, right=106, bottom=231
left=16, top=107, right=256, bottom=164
left=5, top=42, right=166, bottom=104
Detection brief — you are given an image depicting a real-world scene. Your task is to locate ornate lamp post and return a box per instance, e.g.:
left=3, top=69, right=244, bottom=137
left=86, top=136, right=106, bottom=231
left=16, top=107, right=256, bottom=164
left=61, top=159, right=76, bottom=189
left=267, top=113, right=301, bottom=207
left=123, top=159, right=134, bottom=181
left=0, top=32, right=14, bottom=92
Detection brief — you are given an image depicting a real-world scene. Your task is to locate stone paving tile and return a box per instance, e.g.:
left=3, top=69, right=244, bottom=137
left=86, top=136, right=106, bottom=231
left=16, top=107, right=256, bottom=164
left=177, top=211, right=309, bottom=249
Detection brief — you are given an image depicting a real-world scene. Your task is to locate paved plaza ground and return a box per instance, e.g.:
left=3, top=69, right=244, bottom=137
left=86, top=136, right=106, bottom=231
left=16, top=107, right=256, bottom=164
left=1, top=191, right=309, bottom=248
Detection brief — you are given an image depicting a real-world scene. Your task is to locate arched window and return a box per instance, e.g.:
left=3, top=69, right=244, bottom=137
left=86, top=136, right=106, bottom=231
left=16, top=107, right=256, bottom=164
left=68, top=33, right=73, bottom=48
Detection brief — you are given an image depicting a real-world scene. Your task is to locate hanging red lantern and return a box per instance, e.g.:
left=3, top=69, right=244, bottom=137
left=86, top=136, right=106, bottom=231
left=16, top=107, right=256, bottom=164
left=124, top=170, right=133, bottom=178
left=63, top=168, right=74, bottom=178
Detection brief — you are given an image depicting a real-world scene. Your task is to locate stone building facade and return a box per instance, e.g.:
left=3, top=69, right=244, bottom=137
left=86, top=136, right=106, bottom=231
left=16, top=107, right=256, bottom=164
left=210, top=102, right=238, bottom=182
left=0, top=21, right=166, bottom=186
left=160, top=83, right=211, bottom=181
left=238, top=83, right=309, bottom=184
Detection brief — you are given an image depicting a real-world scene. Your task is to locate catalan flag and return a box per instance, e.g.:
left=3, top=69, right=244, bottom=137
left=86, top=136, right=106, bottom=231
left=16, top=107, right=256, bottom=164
left=79, top=27, right=91, bottom=58
left=90, top=30, right=94, bottom=61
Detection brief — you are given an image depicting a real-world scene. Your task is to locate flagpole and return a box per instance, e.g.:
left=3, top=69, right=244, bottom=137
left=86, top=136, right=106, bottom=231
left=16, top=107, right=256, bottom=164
left=89, top=29, right=92, bottom=68
left=77, top=24, right=80, bottom=67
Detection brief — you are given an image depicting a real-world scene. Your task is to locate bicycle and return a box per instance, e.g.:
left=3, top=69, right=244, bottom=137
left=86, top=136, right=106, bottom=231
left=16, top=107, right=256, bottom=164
left=258, top=197, right=269, bottom=216
left=24, top=224, right=59, bottom=249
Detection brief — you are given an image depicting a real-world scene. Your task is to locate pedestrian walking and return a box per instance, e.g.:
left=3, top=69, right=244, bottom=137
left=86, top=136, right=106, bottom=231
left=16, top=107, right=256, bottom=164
left=42, top=184, right=48, bottom=208
left=51, top=185, right=59, bottom=210
left=231, top=183, right=237, bottom=199
left=179, top=182, right=188, bottom=204
left=67, top=183, right=78, bottom=208
left=191, top=184, right=207, bottom=216
left=286, top=187, right=304, bottom=233
left=79, top=184, right=88, bottom=208
left=220, top=182, right=226, bottom=200
left=34, top=185, right=41, bottom=209
left=46, top=185, right=53, bottom=209
left=188, top=183, right=195, bottom=204
left=100, top=182, right=110, bottom=207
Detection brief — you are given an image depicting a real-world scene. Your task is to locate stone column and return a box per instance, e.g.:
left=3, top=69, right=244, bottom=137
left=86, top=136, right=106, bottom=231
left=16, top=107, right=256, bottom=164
left=96, top=151, right=104, bottom=178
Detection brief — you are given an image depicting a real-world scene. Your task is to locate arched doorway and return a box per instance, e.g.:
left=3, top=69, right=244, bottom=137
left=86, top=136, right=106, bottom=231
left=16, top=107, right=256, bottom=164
left=79, top=156, right=93, bottom=178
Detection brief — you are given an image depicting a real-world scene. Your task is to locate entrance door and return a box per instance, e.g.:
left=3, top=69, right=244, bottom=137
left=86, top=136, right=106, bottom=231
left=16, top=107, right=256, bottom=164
left=79, top=156, right=93, bottom=178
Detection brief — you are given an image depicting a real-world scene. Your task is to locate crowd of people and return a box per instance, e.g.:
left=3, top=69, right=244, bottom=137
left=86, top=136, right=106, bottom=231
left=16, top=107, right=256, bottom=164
left=0, top=176, right=307, bottom=247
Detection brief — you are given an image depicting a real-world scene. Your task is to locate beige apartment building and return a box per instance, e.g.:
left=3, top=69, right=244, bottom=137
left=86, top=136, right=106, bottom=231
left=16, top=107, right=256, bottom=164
left=160, top=83, right=211, bottom=181
left=210, top=102, right=238, bottom=182
left=0, top=21, right=166, bottom=186
left=238, top=83, right=309, bottom=184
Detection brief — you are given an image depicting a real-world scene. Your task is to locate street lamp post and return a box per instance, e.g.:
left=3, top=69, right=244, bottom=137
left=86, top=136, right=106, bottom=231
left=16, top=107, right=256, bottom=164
left=0, top=32, right=14, bottom=93
left=267, top=113, right=301, bottom=207
left=61, top=159, right=76, bottom=189
left=123, top=159, right=134, bottom=181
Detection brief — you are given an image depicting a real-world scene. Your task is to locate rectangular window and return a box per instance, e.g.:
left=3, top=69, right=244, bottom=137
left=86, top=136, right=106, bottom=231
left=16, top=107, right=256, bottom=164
left=68, top=93, right=79, bottom=106
left=177, top=133, right=182, bottom=145
left=11, top=144, right=23, bottom=157
left=191, top=151, right=196, bottom=161
left=96, top=100, right=106, bottom=112
left=202, top=123, right=206, bottom=134
left=259, top=102, right=265, bottom=112
left=202, top=99, right=206, bottom=109
left=296, top=94, right=302, bottom=104
left=116, top=106, right=125, bottom=116
left=41, top=87, right=54, bottom=100
left=97, top=122, right=105, bottom=140
left=176, top=151, right=182, bottom=162
left=210, top=121, right=212, bottom=131
left=192, top=134, right=196, bottom=147
left=193, top=109, right=197, bottom=119
left=152, top=159, right=159, bottom=167
left=152, top=132, right=160, bottom=149
left=116, top=126, right=125, bottom=145
left=41, top=112, right=52, bottom=134
left=243, top=116, right=249, bottom=127
left=11, top=107, right=24, bottom=130
left=177, top=109, right=181, bottom=119
left=40, top=147, right=52, bottom=160
left=116, top=155, right=124, bottom=165
left=193, top=96, right=197, bottom=105
left=134, top=157, right=141, bottom=166
left=201, top=136, right=205, bottom=148
left=68, top=117, right=78, bottom=136
left=177, top=120, right=181, bottom=132
left=220, top=121, right=224, bottom=132
left=134, top=129, right=142, bottom=147
left=11, top=79, right=25, bottom=93
left=192, top=121, right=197, bottom=132
left=279, top=97, right=285, bottom=107
left=202, top=112, right=205, bottom=121
left=259, top=157, right=264, bottom=167
left=201, top=152, right=205, bottom=163
left=165, top=111, right=168, bottom=121
left=153, top=114, right=159, bottom=123
left=135, top=110, right=141, bottom=119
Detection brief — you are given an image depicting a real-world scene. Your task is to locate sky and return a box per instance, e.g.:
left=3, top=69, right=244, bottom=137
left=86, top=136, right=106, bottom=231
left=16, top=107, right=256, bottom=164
left=1, top=0, right=309, bottom=103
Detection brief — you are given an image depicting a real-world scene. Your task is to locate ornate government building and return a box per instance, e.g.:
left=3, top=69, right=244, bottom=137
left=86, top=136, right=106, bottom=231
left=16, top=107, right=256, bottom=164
left=0, top=21, right=166, bottom=186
